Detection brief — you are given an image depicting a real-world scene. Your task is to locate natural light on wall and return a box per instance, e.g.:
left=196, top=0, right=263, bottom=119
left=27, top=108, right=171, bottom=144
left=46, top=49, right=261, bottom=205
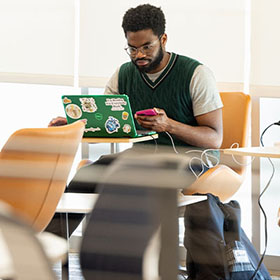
left=79, top=0, right=247, bottom=91
left=0, top=0, right=76, bottom=86
left=0, top=83, right=81, bottom=148
left=0, top=0, right=249, bottom=89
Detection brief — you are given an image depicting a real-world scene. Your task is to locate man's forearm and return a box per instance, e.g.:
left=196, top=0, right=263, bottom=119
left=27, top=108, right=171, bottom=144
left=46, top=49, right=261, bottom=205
left=166, top=119, right=222, bottom=149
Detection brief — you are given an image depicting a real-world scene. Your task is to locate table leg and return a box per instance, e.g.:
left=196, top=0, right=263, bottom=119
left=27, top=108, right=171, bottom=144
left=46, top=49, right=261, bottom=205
left=110, top=143, right=115, bottom=153
left=62, top=260, right=69, bottom=280
left=61, top=213, right=69, bottom=280
left=81, top=142, right=89, bottom=159
left=110, top=143, right=120, bottom=154
left=116, top=143, right=120, bottom=153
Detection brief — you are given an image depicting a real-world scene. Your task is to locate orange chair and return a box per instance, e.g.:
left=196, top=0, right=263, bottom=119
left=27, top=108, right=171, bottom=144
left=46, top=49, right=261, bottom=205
left=0, top=121, right=85, bottom=231
left=182, top=92, right=251, bottom=202
left=220, top=92, right=250, bottom=159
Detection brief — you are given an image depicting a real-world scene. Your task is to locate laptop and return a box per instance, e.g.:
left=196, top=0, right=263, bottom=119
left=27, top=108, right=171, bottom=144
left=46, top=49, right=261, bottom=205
left=61, top=94, right=157, bottom=138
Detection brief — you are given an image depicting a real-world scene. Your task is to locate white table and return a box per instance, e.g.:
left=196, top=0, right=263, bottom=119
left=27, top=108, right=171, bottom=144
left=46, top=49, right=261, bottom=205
left=56, top=191, right=206, bottom=279
left=223, top=146, right=280, bottom=158
left=56, top=193, right=100, bottom=280
left=55, top=190, right=207, bottom=279
left=56, top=192, right=206, bottom=214
left=55, top=192, right=207, bottom=238
left=56, top=192, right=207, bottom=235
left=81, top=134, right=158, bottom=156
left=56, top=193, right=99, bottom=214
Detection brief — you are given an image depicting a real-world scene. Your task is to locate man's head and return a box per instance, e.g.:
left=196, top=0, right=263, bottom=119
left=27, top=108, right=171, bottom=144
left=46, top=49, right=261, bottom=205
left=122, top=4, right=168, bottom=73
left=122, top=4, right=165, bottom=37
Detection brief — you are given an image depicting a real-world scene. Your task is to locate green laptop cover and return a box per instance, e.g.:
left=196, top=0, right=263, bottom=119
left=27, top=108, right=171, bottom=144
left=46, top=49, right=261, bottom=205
left=62, top=94, right=153, bottom=138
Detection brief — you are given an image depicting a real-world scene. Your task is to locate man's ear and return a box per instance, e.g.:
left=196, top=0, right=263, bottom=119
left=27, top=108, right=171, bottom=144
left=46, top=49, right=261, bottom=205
left=161, top=33, right=167, bottom=47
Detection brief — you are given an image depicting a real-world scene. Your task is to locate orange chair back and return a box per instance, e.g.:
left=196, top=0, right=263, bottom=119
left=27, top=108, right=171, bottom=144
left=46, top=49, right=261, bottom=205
left=183, top=92, right=251, bottom=201
left=220, top=92, right=251, bottom=149
left=0, top=121, right=84, bottom=231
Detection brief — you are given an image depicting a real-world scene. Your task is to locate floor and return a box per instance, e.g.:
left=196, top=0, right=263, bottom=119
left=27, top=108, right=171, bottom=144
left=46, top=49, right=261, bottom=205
left=53, top=253, right=84, bottom=280
left=53, top=253, right=280, bottom=280
left=53, top=253, right=186, bottom=280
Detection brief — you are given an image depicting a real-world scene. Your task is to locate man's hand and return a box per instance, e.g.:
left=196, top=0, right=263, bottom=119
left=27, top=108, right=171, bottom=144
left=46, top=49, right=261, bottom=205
left=48, top=116, right=67, bottom=127
left=134, top=108, right=170, bottom=132
left=135, top=107, right=223, bottom=149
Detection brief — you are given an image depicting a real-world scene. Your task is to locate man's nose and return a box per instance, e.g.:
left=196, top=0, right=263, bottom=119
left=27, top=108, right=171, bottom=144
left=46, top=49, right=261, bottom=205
left=135, top=49, right=146, bottom=59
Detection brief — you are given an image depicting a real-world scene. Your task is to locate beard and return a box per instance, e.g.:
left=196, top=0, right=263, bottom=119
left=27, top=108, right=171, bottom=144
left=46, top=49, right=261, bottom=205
left=132, top=44, right=164, bottom=73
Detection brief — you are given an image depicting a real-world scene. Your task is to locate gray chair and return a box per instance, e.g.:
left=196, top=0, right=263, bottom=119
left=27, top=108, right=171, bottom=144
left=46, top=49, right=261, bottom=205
left=0, top=201, right=58, bottom=280
left=79, top=153, right=196, bottom=280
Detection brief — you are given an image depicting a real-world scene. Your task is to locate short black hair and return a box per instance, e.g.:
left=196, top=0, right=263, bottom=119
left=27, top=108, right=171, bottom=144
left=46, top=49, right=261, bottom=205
left=122, top=4, right=166, bottom=37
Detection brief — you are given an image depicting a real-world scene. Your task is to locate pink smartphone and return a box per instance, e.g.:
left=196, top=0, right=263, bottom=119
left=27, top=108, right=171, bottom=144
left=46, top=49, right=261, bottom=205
left=136, top=108, right=157, bottom=116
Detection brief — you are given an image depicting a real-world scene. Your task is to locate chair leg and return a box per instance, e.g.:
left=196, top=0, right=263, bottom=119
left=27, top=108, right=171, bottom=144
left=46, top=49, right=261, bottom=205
left=61, top=213, right=69, bottom=280
left=62, top=259, right=69, bottom=280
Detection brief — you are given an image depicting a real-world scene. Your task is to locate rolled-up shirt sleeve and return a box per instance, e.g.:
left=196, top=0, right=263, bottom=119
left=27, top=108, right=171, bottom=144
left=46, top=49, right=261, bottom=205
left=104, top=67, right=120, bottom=95
left=190, top=65, right=223, bottom=117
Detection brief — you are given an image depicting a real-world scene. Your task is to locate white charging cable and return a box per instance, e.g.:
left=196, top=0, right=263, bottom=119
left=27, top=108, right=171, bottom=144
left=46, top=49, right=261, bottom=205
left=229, top=143, right=255, bottom=166
left=165, top=131, right=179, bottom=154
left=164, top=132, right=254, bottom=179
left=185, top=149, right=220, bottom=179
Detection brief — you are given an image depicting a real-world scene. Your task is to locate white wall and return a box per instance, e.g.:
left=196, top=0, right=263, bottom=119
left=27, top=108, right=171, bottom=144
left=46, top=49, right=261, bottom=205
left=251, top=0, right=280, bottom=86
left=79, top=0, right=246, bottom=87
left=0, top=0, right=76, bottom=85
left=0, top=83, right=79, bottom=148
left=0, top=0, right=248, bottom=89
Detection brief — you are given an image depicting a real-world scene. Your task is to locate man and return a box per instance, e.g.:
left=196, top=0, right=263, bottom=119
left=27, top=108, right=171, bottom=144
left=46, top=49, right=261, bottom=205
left=47, top=4, right=223, bottom=236
left=50, top=4, right=223, bottom=150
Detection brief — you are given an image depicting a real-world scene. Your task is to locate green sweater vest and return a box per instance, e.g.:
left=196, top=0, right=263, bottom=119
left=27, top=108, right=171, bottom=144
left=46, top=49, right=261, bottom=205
left=118, top=53, right=201, bottom=147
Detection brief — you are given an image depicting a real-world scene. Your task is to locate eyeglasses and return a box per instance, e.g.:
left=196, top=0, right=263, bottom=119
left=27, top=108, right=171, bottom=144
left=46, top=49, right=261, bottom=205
left=124, top=36, right=162, bottom=56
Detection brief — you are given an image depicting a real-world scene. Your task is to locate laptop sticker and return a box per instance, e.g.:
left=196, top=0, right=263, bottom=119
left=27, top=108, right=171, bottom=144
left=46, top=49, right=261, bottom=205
left=95, top=113, right=103, bottom=121
left=123, top=124, right=131, bottom=133
left=81, top=118, right=101, bottom=134
left=80, top=97, right=97, bottom=113
left=105, top=116, right=120, bottom=134
left=85, top=127, right=101, bottom=133
left=63, top=97, right=72, bottom=104
left=105, top=97, right=127, bottom=111
left=66, top=104, right=82, bottom=119
left=122, top=111, right=129, bottom=120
